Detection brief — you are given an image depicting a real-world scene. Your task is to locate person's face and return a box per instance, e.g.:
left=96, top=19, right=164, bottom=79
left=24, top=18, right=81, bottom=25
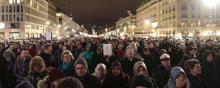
left=63, top=54, right=72, bottom=63
left=98, top=66, right=105, bottom=76
left=51, top=80, right=59, bottom=88
left=126, top=48, right=134, bottom=59
left=149, top=43, right=154, bottom=48
left=137, top=66, right=147, bottom=76
left=111, top=67, right=121, bottom=76
left=45, top=46, right=52, bottom=53
left=21, top=50, right=29, bottom=59
left=161, top=58, right=171, bottom=68
left=75, top=64, right=87, bottom=77
left=97, top=48, right=102, bottom=54
left=155, top=42, right=160, bottom=47
left=207, top=53, right=214, bottom=62
left=144, top=49, right=150, bottom=55
left=191, top=64, right=201, bottom=75
left=207, top=41, right=214, bottom=47
left=176, top=73, right=186, bottom=88
left=59, top=44, right=63, bottom=49
left=63, top=46, right=67, bottom=51
left=136, top=86, right=147, bottom=88
left=190, top=48, right=197, bottom=54
left=28, top=45, right=33, bottom=49
left=118, top=45, right=123, bottom=50
left=33, top=65, right=41, bottom=72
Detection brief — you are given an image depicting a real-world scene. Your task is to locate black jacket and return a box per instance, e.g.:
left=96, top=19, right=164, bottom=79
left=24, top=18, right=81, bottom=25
left=75, top=73, right=101, bottom=88
left=121, top=57, right=140, bottom=77
left=102, top=72, right=129, bottom=88
left=152, top=64, right=170, bottom=88
left=187, top=74, right=203, bottom=88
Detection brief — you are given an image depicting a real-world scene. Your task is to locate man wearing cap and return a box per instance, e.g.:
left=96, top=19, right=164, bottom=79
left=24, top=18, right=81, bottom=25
left=152, top=54, right=171, bottom=88
left=74, top=58, right=101, bottom=88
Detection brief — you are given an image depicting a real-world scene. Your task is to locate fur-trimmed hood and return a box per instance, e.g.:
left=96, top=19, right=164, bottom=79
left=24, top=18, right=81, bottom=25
left=29, top=56, right=46, bottom=73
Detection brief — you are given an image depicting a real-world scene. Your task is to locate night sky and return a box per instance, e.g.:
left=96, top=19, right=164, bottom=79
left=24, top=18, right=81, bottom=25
left=54, top=0, right=138, bottom=30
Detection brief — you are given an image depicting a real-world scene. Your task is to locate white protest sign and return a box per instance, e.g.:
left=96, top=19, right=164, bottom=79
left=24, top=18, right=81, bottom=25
left=103, top=44, right=113, bottom=56
left=46, top=32, right=52, bottom=40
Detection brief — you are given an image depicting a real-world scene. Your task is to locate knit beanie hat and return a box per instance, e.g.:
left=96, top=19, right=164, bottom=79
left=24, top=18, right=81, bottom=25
left=74, top=58, right=88, bottom=69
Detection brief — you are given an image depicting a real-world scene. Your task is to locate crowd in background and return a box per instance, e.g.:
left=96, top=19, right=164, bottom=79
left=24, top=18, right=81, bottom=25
left=0, top=37, right=220, bottom=88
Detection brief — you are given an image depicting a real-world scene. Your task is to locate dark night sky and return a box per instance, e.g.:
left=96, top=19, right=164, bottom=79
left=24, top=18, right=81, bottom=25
left=54, top=0, right=138, bottom=29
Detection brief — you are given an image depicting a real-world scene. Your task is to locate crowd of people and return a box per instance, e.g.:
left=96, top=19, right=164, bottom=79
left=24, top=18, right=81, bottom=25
left=0, top=37, right=219, bottom=88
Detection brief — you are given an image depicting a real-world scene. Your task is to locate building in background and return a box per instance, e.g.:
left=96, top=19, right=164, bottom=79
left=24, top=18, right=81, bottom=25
left=136, top=0, right=220, bottom=38
left=0, top=0, right=82, bottom=40
left=0, top=0, right=49, bottom=40
left=115, top=15, right=136, bottom=37
left=56, top=12, right=81, bottom=39
left=46, top=0, right=57, bottom=38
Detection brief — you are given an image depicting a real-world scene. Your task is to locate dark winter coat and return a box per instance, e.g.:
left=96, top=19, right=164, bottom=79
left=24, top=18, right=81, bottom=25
left=187, top=74, right=203, bottom=88
left=152, top=64, right=170, bottom=88
left=130, top=75, right=157, bottom=88
left=75, top=73, right=101, bottom=88
left=102, top=72, right=129, bottom=88
left=121, top=57, right=140, bottom=77
left=13, top=55, right=32, bottom=83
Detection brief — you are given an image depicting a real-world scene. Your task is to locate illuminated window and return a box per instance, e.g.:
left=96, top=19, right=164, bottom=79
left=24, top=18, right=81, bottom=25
left=17, top=0, right=20, bottom=4
left=9, top=32, right=20, bottom=39
left=9, top=0, right=13, bottom=4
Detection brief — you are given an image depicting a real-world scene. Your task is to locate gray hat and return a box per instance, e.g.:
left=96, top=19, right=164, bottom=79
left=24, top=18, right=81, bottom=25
left=74, top=58, right=88, bottom=69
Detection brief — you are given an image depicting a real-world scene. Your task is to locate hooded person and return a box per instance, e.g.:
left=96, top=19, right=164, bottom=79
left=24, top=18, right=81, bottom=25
left=28, top=56, right=47, bottom=88
left=58, top=50, right=76, bottom=76
left=102, top=61, right=129, bottom=88
left=165, top=67, right=190, bottom=88
left=74, top=58, right=101, bottom=88
left=92, top=63, right=107, bottom=84
left=130, top=61, right=157, bottom=88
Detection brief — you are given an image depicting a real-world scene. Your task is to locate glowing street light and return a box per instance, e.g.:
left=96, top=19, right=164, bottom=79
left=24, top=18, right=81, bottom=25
left=46, top=21, right=50, bottom=25
left=144, top=20, right=150, bottom=25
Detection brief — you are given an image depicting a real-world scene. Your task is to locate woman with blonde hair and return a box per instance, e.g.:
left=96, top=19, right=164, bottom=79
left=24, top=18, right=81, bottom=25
left=58, top=50, right=75, bottom=76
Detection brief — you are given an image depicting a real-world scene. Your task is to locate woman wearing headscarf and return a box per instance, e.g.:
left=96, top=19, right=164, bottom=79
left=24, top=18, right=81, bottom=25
left=165, top=67, right=190, bottom=88
left=92, top=63, right=107, bottom=84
